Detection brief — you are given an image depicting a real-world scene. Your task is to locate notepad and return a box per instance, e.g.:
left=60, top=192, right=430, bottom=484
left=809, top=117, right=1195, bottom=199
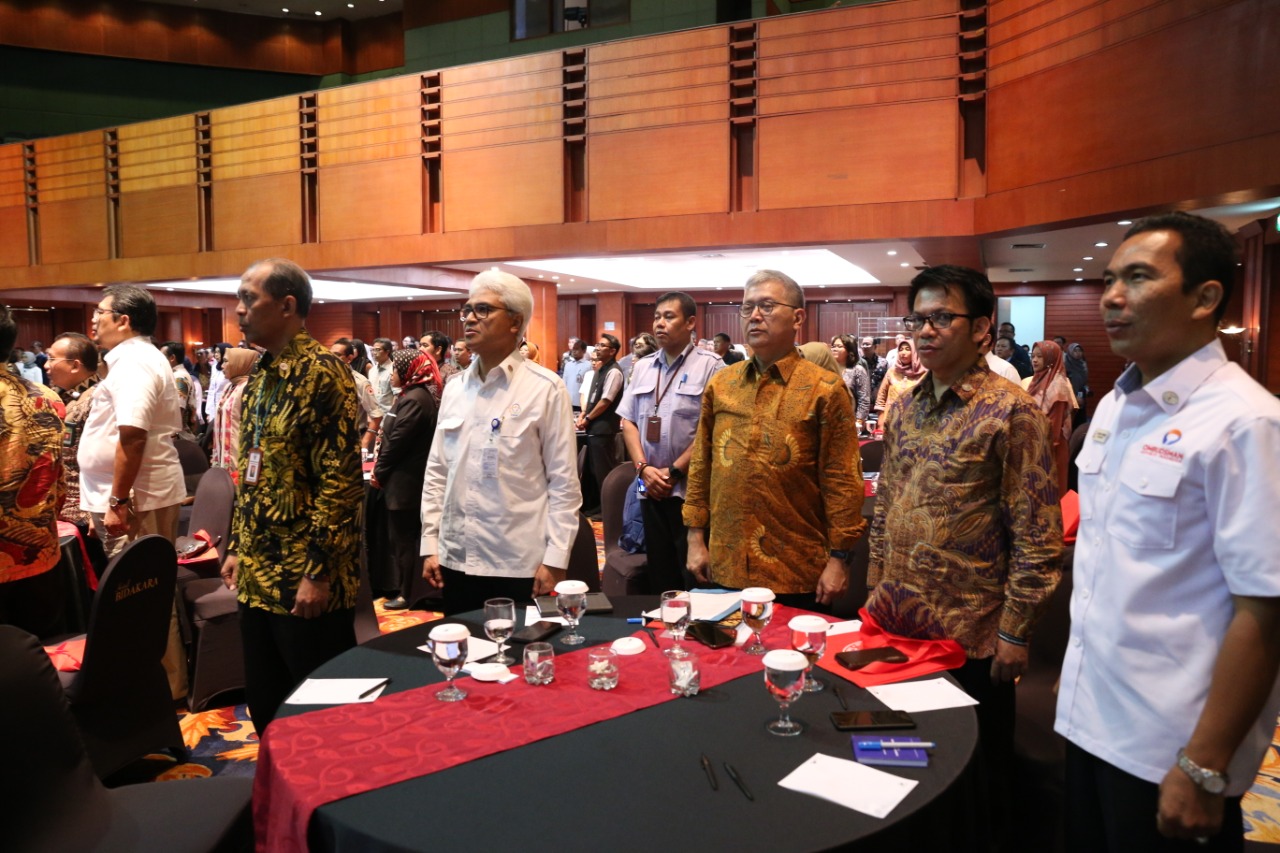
left=853, top=742, right=929, bottom=768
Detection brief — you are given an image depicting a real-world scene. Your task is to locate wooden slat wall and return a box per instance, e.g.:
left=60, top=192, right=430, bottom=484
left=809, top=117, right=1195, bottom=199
left=120, top=186, right=200, bottom=257
left=117, top=115, right=199, bottom=256
left=34, top=131, right=105, bottom=204
left=209, top=97, right=303, bottom=251
left=211, top=172, right=302, bottom=251
left=0, top=143, right=26, bottom=268
left=814, top=302, right=890, bottom=344
left=209, top=97, right=301, bottom=181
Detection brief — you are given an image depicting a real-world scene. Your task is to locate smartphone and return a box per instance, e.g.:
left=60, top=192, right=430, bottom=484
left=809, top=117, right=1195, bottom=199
left=687, top=622, right=735, bottom=649
left=509, top=621, right=561, bottom=644
left=835, top=647, right=908, bottom=671
left=830, top=710, right=916, bottom=731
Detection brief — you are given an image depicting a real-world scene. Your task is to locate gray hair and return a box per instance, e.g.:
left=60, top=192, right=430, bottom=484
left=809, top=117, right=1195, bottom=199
left=745, top=269, right=805, bottom=310
left=470, top=270, right=533, bottom=340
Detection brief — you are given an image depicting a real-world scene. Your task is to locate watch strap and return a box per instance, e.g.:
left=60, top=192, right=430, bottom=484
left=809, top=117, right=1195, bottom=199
left=1177, top=748, right=1229, bottom=794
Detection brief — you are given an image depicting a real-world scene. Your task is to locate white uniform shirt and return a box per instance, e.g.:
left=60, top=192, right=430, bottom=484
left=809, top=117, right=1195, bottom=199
left=78, top=335, right=186, bottom=513
left=985, top=351, right=1022, bottom=385
left=1055, top=339, right=1280, bottom=794
left=420, top=351, right=581, bottom=576
left=368, top=360, right=395, bottom=411
left=205, top=360, right=228, bottom=422
left=563, top=355, right=592, bottom=407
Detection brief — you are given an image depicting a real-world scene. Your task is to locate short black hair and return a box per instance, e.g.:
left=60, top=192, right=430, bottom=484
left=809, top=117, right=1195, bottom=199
left=102, top=284, right=158, bottom=336
left=373, top=337, right=394, bottom=352
left=160, top=340, right=185, bottom=361
left=1124, top=211, right=1238, bottom=322
left=251, top=258, right=313, bottom=318
left=599, top=333, right=620, bottom=351
left=54, top=332, right=99, bottom=371
left=0, top=306, right=15, bottom=354
left=655, top=291, right=697, bottom=319
left=908, top=265, right=995, bottom=320
left=712, top=332, right=731, bottom=344
left=331, top=341, right=353, bottom=357
left=423, top=331, right=450, bottom=354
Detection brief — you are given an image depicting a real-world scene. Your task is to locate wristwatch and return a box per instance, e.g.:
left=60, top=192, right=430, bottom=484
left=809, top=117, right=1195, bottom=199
left=668, top=465, right=685, bottom=482
left=829, top=549, right=852, bottom=561
left=108, top=494, right=132, bottom=509
left=1177, top=748, right=1229, bottom=795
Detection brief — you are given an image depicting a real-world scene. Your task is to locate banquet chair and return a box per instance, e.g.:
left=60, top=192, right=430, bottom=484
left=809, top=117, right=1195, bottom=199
left=59, top=534, right=186, bottom=779
left=601, top=462, right=648, bottom=596
left=565, top=512, right=602, bottom=591
left=858, top=439, right=885, bottom=474
left=0, top=625, right=252, bottom=853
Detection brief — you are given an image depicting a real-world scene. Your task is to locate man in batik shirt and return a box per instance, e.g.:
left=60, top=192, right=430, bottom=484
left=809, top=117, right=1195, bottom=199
left=46, top=333, right=100, bottom=527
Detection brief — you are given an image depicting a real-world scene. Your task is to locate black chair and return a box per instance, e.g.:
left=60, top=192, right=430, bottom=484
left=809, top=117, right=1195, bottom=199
left=859, top=439, right=885, bottom=473
left=60, top=534, right=186, bottom=779
left=600, top=462, right=648, bottom=596
left=565, top=512, right=602, bottom=591
left=175, top=435, right=212, bottom=535
left=0, top=625, right=252, bottom=853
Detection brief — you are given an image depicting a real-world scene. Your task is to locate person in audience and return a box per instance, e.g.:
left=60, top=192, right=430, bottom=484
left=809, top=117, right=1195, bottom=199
left=997, top=320, right=1034, bottom=378
left=368, top=338, right=396, bottom=410
left=830, top=334, right=871, bottom=433
left=81, top=284, right=189, bottom=698
left=401, top=335, right=416, bottom=350
left=981, top=329, right=1022, bottom=385
left=329, top=340, right=383, bottom=455
left=1057, top=212, right=1280, bottom=849
left=204, top=343, right=230, bottom=427
left=1024, top=339, right=1075, bottom=496
left=220, top=258, right=363, bottom=732
left=451, top=338, right=472, bottom=373
left=866, top=265, right=1063, bottom=848
left=618, top=292, right=722, bottom=593
left=576, top=334, right=624, bottom=519
left=860, top=336, right=888, bottom=403
left=0, top=306, right=66, bottom=638
left=519, top=340, right=539, bottom=364
left=372, top=348, right=439, bottom=610
left=873, top=338, right=927, bottom=417
left=712, top=332, right=744, bottom=365
left=31, top=340, right=48, bottom=383
left=420, top=271, right=580, bottom=614
left=159, top=341, right=202, bottom=440
left=347, top=338, right=372, bottom=377
left=420, top=331, right=456, bottom=386
left=209, top=347, right=256, bottom=475
left=1064, top=341, right=1089, bottom=427
left=563, top=338, right=591, bottom=413
left=684, top=270, right=864, bottom=611
left=993, top=335, right=1015, bottom=362
left=46, top=333, right=100, bottom=529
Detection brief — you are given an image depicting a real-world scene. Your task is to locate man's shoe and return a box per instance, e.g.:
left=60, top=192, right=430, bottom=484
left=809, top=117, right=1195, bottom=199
left=382, top=597, right=408, bottom=610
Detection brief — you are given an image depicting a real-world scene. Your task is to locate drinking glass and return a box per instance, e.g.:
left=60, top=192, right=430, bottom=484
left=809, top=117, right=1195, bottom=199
left=668, top=648, right=701, bottom=697
left=427, top=623, right=469, bottom=702
left=789, top=614, right=829, bottom=693
left=555, top=580, right=589, bottom=646
left=660, top=590, right=692, bottom=659
left=740, top=587, right=775, bottom=656
left=762, top=649, right=807, bottom=736
left=523, top=642, right=555, bottom=685
left=587, top=647, right=619, bottom=690
left=483, top=597, right=516, bottom=665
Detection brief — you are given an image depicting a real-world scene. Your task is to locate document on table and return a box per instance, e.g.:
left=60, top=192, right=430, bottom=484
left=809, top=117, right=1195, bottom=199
left=417, top=636, right=500, bottom=663
left=778, top=753, right=918, bottom=819
left=867, top=677, right=979, bottom=713
left=284, top=678, right=389, bottom=705
left=642, top=591, right=741, bottom=623
left=523, top=605, right=568, bottom=626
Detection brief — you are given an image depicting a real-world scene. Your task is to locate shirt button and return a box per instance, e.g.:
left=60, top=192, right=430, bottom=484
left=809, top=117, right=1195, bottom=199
left=1140, top=478, right=1149, bottom=488
left=1081, top=589, right=1090, bottom=600
left=1104, top=483, right=1112, bottom=492
left=1072, top=636, right=1082, bottom=647
left=1120, top=429, right=1132, bottom=439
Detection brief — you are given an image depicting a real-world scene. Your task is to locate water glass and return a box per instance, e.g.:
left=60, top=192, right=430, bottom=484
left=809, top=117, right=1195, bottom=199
left=587, top=647, right=619, bottom=690
left=789, top=614, right=829, bottom=693
left=668, top=648, right=701, bottom=697
left=555, top=579, right=590, bottom=646
left=427, top=623, right=470, bottom=702
left=483, top=597, right=516, bottom=665
left=740, top=587, right=775, bottom=656
left=762, top=649, right=807, bottom=736
left=523, top=642, right=555, bottom=685
left=660, top=590, right=691, bottom=658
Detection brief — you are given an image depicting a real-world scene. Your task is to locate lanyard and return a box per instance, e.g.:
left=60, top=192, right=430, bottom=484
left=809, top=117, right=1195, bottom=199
left=252, top=367, right=286, bottom=447
left=652, top=350, right=689, bottom=414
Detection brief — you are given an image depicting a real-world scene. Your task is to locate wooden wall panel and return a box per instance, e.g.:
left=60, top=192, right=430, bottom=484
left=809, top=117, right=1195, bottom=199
left=307, top=303, right=355, bottom=346
left=317, top=77, right=420, bottom=168
left=758, top=100, right=958, bottom=210
left=211, top=173, right=302, bottom=250
left=120, top=185, right=200, bottom=257
left=0, top=207, right=29, bottom=268
left=760, top=15, right=958, bottom=58
left=759, top=0, right=958, bottom=38
left=443, top=141, right=563, bottom=231
left=441, top=81, right=564, bottom=117
left=443, top=54, right=564, bottom=86
left=588, top=124, right=729, bottom=221
left=319, top=159, right=423, bottom=242
left=118, top=116, right=197, bottom=193
left=758, top=57, right=958, bottom=98
left=0, top=144, right=25, bottom=209
left=38, top=197, right=110, bottom=264
left=34, top=131, right=105, bottom=203
left=814, top=302, right=890, bottom=345
left=210, top=97, right=300, bottom=181
left=758, top=79, right=957, bottom=115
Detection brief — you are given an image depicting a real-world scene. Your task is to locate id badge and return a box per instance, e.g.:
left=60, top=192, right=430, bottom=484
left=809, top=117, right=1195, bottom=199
left=245, top=447, right=263, bottom=485
left=646, top=415, right=662, bottom=443
left=481, top=446, right=499, bottom=479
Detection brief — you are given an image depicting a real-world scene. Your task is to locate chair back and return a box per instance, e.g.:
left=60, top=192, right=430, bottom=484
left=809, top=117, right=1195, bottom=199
left=565, top=513, right=601, bottom=591
left=75, top=535, right=178, bottom=704
left=858, top=439, right=885, bottom=473
left=173, top=436, right=210, bottom=496
left=600, top=462, right=636, bottom=553
left=187, top=467, right=235, bottom=563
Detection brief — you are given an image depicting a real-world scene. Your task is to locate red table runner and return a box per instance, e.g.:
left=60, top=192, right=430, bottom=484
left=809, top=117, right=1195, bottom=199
left=254, top=605, right=808, bottom=853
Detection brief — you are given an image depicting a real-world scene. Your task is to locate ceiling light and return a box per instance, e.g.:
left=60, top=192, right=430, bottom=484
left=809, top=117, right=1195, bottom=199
left=318, top=300, right=325, bottom=304
left=282, top=6, right=288, bottom=10
left=552, top=276, right=559, bottom=280
left=1073, top=267, right=1083, bottom=272
left=1075, top=278, right=1084, bottom=282
left=818, top=285, right=826, bottom=288
left=347, top=2, right=354, bottom=6
left=1083, top=256, right=1094, bottom=261
left=314, top=10, right=322, bottom=14
left=1117, top=220, right=1132, bottom=225
left=1094, top=242, right=1108, bottom=247
left=1220, top=325, right=1246, bottom=334
left=887, top=250, right=897, bottom=256
left=900, top=262, right=909, bottom=267
left=591, top=288, right=599, bottom=293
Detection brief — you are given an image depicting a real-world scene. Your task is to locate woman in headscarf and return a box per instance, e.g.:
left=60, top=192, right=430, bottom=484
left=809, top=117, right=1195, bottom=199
left=1023, top=339, right=1075, bottom=496
left=373, top=348, right=440, bottom=610
left=874, top=338, right=927, bottom=418
left=828, top=334, right=871, bottom=433
left=211, top=347, right=258, bottom=476
left=519, top=340, right=540, bottom=364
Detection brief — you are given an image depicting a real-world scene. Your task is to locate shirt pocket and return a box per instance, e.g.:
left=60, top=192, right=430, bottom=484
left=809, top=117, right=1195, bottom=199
left=499, top=415, right=539, bottom=468
left=437, top=416, right=464, bottom=463
left=1108, top=456, right=1182, bottom=550
left=671, top=381, right=706, bottom=421
left=1074, top=442, right=1104, bottom=520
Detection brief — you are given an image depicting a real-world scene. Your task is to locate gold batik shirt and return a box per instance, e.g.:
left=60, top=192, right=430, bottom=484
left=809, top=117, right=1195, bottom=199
left=683, top=350, right=865, bottom=593
left=0, top=373, right=65, bottom=583
left=229, top=330, right=363, bottom=614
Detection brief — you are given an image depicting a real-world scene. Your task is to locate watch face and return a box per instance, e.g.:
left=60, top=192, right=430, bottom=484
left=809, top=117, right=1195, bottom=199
left=1204, top=775, right=1226, bottom=795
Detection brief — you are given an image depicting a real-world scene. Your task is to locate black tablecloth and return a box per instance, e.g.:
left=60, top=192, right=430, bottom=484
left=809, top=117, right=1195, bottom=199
left=277, top=596, right=984, bottom=853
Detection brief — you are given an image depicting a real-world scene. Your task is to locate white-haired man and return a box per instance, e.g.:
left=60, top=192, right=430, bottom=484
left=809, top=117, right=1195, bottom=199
left=420, top=271, right=582, bottom=614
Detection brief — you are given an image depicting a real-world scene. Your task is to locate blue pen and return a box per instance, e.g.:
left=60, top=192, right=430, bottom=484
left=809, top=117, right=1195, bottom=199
left=626, top=617, right=644, bottom=623
left=680, top=372, right=688, bottom=386
left=856, top=740, right=936, bottom=750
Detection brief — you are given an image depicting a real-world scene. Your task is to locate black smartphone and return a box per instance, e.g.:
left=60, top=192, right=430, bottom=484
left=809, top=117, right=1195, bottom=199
left=687, top=622, right=735, bottom=649
left=830, top=710, right=916, bottom=731
left=835, top=647, right=908, bottom=671
left=509, top=621, right=561, bottom=644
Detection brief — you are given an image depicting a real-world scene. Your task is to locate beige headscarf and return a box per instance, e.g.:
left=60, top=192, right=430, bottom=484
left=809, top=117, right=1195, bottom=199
left=798, top=341, right=840, bottom=375
left=221, top=347, right=257, bottom=382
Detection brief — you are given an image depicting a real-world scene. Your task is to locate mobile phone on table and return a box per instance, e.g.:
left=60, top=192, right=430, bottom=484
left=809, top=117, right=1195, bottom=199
left=835, top=647, right=908, bottom=671
left=829, top=710, right=916, bottom=731
left=687, top=622, right=735, bottom=649
left=509, top=621, right=561, bottom=643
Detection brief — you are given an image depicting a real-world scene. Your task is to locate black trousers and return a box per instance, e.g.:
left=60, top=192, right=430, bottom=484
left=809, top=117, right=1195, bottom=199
left=639, top=497, right=693, bottom=594
left=238, top=604, right=356, bottom=733
left=951, top=655, right=1016, bottom=852
left=583, top=431, right=618, bottom=514
left=386, top=506, right=423, bottom=601
left=440, top=566, right=538, bottom=616
left=1066, top=741, right=1244, bottom=852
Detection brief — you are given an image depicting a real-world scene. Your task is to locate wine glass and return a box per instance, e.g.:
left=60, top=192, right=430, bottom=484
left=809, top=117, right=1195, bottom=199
left=428, top=623, right=469, bottom=702
left=789, top=614, right=829, bottom=693
left=740, top=587, right=775, bottom=656
left=555, top=579, right=589, bottom=646
left=762, top=649, right=807, bottom=736
left=660, top=590, right=691, bottom=658
left=483, top=597, right=516, bottom=665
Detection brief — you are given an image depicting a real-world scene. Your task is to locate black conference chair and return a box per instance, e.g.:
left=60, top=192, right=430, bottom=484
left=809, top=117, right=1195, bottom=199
left=0, top=625, right=252, bottom=853
left=859, top=438, right=885, bottom=474
left=60, top=534, right=186, bottom=779
left=565, top=513, right=602, bottom=591
left=601, top=462, right=648, bottom=596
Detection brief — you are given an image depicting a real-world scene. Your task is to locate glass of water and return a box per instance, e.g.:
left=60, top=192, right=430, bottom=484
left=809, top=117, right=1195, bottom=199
left=483, top=597, right=516, bottom=665
left=789, top=614, right=829, bottom=693
left=523, top=642, right=555, bottom=685
left=762, top=649, right=807, bottom=736
left=427, top=623, right=469, bottom=703
left=555, top=580, right=589, bottom=646
left=587, top=647, right=619, bottom=690
left=660, top=590, right=692, bottom=658
left=740, top=587, right=775, bottom=656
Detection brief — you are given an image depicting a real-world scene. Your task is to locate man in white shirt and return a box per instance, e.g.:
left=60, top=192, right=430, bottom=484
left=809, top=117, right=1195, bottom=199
left=368, top=338, right=396, bottom=410
left=562, top=339, right=591, bottom=413
left=1056, top=212, right=1280, bottom=849
left=420, top=271, right=581, bottom=615
left=329, top=341, right=383, bottom=455
left=980, top=330, right=1022, bottom=385
left=159, top=340, right=202, bottom=440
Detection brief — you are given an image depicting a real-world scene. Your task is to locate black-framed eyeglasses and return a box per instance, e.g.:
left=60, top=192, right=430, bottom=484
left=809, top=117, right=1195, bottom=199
left=92, top=307, right=118, bottom=318
left=738, top=300, right=801, bottom=318
left=902, top=311, right=982, bottom=331
left=44, top=355, right=76, bottom=365
left=460, top=302, right=507, bottom=320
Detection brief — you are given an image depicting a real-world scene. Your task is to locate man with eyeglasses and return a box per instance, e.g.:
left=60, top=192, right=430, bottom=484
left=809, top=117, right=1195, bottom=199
left=865, top=265, right=1063, bottom=847
left=562, top=338, right=592, bottom=414
left=420, top=271, right=581, bottom=614
left=684, top=270, right=864, bottom=612
left=46, top=333, right=102, bottom=529
left=368, top=338, right=396, bottom=410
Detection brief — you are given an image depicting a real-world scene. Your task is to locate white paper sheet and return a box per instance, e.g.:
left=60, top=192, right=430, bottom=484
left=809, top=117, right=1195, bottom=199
left=867, top=677, right=979, bottom=713
left=826, top=619, right=862, bottom=635
left=523, top=605, right=568, bottom=626
left=642, top=591, right=741, bottom=623
left=284, top=678, right=388, bottom=705
left=416, top=636, right=500, bottom=664
left=778, top=753, right=918, bottom=818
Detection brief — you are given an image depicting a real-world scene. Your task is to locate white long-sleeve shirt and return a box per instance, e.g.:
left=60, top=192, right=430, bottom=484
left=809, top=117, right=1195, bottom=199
left=420, top=350, right=582, bottom=576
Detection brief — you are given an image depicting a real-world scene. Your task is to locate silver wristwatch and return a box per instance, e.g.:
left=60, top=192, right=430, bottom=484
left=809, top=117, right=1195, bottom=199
left=1177, top=748, right=1228, bottom=795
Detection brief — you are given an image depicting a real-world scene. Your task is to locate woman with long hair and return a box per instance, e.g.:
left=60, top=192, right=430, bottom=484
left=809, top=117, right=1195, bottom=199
left=830, top=334, right=871, bottom=432
left=874, top=338, right=927, bottom=417
left=1023, top=340, right=1075, bottom=496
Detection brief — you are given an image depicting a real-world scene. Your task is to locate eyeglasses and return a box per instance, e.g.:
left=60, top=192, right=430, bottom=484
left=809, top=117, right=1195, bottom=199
left=902, top=311, right=983, bottom=331
left=460, top=303, right=507, bottom=320
left=92, top=307, right=118, bottom=318
left=45, top=355, right=76, bottom=365
left=738, top=300, right=801, bottom=318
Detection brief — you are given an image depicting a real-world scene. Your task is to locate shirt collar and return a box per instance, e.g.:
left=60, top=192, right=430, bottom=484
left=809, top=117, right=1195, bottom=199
left=258, top=329, right=310, bottom=376
left=911, top=356, right=989, bottom=406
left=59, top=374, right=99, bottom=403
left=746, top=348, right=801, bottom=382
left=472, top=349, right=523, bottom=388
left=660, top=341, right=697, bottom=369
left=1118, top=338, right=1227, bottom=415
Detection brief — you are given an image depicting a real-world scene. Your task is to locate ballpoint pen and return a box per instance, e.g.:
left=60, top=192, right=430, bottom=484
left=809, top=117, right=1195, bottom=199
left=723, top=762, right=754, bottom=801
left=358, top=678, right=390, bottom=699
left=854, top=740, right=937, bottom=750
left=700, top=753, right=718, bottom=790
left=639, top=616, right=660, bottom=648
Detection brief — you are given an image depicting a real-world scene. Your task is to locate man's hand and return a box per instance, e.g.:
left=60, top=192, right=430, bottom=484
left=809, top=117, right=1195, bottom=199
left=369, top=473, right=381, bottom=489
left=574, top=415, right=588, bottom=430
left=104, top=503, right=132, bottom=538
left=990, top=638, right=1029, bottom=684
left=640, top=465, right=673, bottom=500
left=1157, top=763, right=1225, bottom=840
left=291, top=577, right=330, bottom=619
left=422, top=555, right=443, bottom=588
left=814, top=557, right=848, bottom=606
left=532, top=564, right=567, bottom=597
left=220, top=554, right=238, bottom=591
left=687, top=529, right=710, bottom=583
left=361, top=432, right=376, bottom=454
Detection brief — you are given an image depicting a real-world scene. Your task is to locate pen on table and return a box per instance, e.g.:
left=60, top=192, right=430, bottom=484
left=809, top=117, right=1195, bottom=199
left=626, top=617, right=644, bottom=623
left=855, top=740, right=937, bottom=750
left=639, top=617, right=660, bottom=648
left=358, top=678, right=390, bottom=700
left=723, top=762, right=754, bottom=801
left=700, top=753, right=718, bottom=790
left=833, top=685, right=848, bottom=710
